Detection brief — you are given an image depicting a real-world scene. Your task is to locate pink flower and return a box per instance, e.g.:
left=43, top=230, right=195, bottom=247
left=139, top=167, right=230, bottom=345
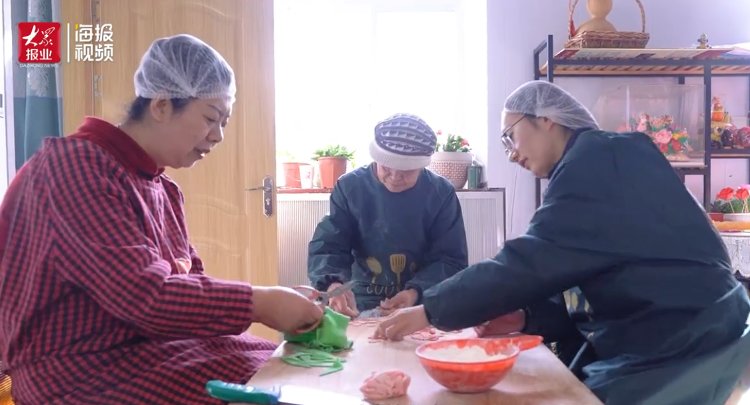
left=652, top=117, right=666, bottom=129
left=717, top=187, right=735, bottom=201
left=653, top=129, right=673, bottom=144
left=636, top=122, right=648, bottom=132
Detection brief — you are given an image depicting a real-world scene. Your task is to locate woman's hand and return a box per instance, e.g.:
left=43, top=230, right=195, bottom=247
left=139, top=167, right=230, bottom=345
left=253, top=286, right=324, bottom=334
left=379, top=289, right=418, bottom=315
left=373, top=305, right=430, bottom=341
left=327, top=282, right=360, bottom=318
left=474, top=310, right=526, bottom=337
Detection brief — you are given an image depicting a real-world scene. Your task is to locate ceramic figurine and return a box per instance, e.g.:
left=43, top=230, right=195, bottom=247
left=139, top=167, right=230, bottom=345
left=711, top=96, right=737, bottom=148
left=738, top=126, right=750, bottom=148
left=697, top=33, right=711, bottom=49
left=711, top=97, right=725, bottom=122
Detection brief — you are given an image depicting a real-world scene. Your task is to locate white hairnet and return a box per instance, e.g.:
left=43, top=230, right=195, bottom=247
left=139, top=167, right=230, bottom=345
left=503, top=81, right=599, bottom=130
left=134, top=34, right=236, bottom=101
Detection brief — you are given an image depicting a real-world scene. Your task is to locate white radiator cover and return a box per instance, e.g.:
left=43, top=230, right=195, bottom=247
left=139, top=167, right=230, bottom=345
left=277, top=190, right=506, bottom=287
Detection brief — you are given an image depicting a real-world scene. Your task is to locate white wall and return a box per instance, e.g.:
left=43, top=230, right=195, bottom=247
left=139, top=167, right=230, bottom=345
left=488, top=0, right=750, bottom=238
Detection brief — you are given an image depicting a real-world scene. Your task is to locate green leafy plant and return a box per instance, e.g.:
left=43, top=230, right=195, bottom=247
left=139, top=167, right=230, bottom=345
left=312, top=145, right=355, bottom=161
left=712, top=186, right=750, bottom=213
left=435, top=131, right=471, bottom=152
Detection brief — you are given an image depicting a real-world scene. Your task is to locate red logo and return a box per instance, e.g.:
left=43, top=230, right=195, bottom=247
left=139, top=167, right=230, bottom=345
left=18, top=22, right=61, bottom=64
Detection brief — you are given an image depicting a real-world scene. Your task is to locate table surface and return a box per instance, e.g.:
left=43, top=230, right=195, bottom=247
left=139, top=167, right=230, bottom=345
left=246, top=323, right=602, bottom=405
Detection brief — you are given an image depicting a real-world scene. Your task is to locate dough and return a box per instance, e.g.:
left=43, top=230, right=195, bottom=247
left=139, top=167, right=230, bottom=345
left=360, top=370, right=410, bottom=401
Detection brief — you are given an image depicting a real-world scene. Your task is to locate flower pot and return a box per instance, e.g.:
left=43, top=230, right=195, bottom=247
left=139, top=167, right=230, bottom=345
left=282, top=162, right=303, bottom=188
left=724, top=213, right=750, bottom=222
left=428, top=151, right=473, bottom=189
left=708, top=212, right=724, bottom=221
left=318, top=157, right=348, bottom=189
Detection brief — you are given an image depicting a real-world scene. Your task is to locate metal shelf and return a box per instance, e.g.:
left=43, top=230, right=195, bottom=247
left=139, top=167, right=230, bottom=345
left=711, top=149, right=750, bottom=158
left=538, top=47, right=750, bottom=78
left=532, top=35, right=750, bottom=209
left=672, top=165, right=707, bottom=172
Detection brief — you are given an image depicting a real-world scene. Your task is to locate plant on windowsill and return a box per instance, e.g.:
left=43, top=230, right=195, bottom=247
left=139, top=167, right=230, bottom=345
left=435, top=132, right=472, bottom=153
left=313, top=145, right=354, bottom=189
left=711, top=186, right=750, bottom=222
left=429, top=131, right=473, bottom=189
left=278, top=150, right=313, bottom=188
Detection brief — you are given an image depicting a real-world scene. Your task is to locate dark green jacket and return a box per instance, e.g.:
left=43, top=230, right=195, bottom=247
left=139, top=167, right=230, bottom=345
left=422, top=129, right=750, bottom=403
left=308, top=164, right=468, bottom=311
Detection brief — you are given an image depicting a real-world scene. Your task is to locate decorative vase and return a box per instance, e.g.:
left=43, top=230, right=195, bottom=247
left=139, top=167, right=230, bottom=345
left=576, top=0, right=616, bottom=33
left=428, top=152, right=473, bottom=189
left=318, top=157, right=348, bottom=189
left=298, top=163, right=313, bottom=189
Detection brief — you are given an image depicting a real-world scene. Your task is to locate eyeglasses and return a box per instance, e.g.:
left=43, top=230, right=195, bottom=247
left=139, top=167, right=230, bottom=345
left=500, top=115, right=527, bottom=160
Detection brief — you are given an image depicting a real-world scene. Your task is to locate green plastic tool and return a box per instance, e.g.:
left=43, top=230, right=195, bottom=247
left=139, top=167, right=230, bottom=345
left=205, top=380, right=280, bottom=404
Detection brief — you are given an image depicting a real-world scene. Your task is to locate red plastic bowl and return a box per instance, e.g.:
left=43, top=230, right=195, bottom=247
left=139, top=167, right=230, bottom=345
left=415, top=338, right=520, bottom=393
left=499, top=334, right=543, bottom=351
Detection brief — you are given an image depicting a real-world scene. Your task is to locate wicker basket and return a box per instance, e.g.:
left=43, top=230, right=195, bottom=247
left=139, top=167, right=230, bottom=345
left=565, top=0, right=649, bottom=49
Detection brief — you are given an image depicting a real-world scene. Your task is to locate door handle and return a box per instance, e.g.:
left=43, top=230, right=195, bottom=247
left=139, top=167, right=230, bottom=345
left=246, top=176, right=274, bottom=217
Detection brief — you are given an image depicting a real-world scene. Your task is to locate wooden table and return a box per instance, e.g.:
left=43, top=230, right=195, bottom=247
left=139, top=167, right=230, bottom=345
left=247, top=323, right=602, bottom=405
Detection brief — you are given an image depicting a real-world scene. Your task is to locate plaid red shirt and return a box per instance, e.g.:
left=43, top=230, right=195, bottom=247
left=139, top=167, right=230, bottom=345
left=0, top=118, right=276, bottom=404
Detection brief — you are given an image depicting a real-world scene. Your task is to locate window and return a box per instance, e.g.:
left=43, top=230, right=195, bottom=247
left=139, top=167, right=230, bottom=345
left=274, top=0, right=487, bottom=171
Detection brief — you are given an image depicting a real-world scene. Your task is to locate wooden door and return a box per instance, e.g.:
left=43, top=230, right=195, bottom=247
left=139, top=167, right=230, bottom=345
left=62, top=0, right=279, bottom=340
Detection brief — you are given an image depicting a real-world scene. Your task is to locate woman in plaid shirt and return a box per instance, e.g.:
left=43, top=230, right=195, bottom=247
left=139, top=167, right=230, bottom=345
left=0, top=34, right=323, bottom=404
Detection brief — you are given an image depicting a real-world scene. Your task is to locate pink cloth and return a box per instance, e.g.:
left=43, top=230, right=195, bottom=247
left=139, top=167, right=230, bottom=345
left=360, top=370, right=410, bottom=401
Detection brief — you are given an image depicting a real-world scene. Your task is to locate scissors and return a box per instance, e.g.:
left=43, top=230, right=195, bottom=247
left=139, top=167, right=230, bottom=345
left=293, top=281, right=355, bottom=306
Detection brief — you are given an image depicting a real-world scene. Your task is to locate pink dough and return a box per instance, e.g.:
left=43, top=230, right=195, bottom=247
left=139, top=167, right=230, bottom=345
left=360, top=370, right=411, bottom=401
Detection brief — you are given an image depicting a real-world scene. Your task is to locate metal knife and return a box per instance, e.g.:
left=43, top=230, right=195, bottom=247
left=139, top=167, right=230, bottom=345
left=206, top=380, right=367, bottom=404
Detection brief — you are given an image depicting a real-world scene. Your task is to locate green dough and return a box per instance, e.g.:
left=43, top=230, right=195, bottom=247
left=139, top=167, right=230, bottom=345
left=284, top=307, right=353, bottom=352
left=281, top=348, right=346, bottom=376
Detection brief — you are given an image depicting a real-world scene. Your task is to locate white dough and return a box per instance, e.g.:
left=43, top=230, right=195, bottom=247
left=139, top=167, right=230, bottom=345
left=419, top=345, right=511, bottom=363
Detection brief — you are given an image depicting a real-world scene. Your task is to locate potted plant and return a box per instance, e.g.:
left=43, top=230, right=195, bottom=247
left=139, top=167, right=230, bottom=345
left=278, top=150, right=312, bottom=188
left=313, top=145, right=354, bottom=189
left=711, top=186, right=750, bottom=222
left=428, top=131, right=473, bottom=189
